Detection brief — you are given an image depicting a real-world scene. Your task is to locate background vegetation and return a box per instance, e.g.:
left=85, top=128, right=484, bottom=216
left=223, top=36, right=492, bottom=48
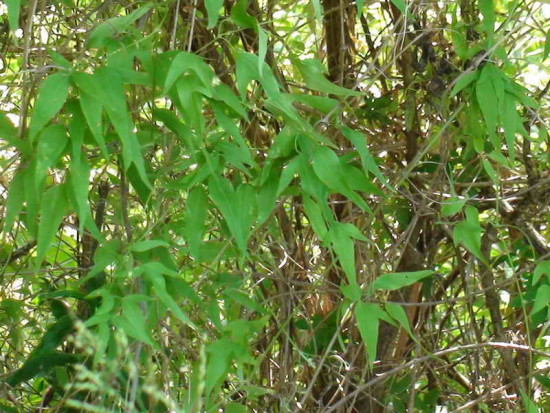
left=0, top=0, right=549, bottom=411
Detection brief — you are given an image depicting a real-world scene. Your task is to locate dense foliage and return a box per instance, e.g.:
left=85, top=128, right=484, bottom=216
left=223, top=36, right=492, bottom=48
left=0, top=0, right=549, bottom=411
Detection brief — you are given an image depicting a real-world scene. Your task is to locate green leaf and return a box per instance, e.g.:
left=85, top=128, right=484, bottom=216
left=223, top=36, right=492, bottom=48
left=311, top=0, right=322, bottom=22
left=205, top=0, right=224, bottom=28
left=544, top=31, right=550, bottom=60
left=479, top=0, right=495, bottom=44
left=230, top=0, right=256, bottom=29
left=311, top=145, right=369, bottom=211
left=29, top=73, right=70, bottom=141
left=117, top=295, right=156, bottom=348
left=68, top=152, right=91, bottom=224
left=482, top=158, right=499, bottom=186
left=225, top=403, right=248, bottom=413
left=326, top=222, right=359, bottom=286
left=453, top=206, right=485, bottom=262
left=531, top=284, right=550, bottom=315
left=35, top=124, right=68, bottom=185
left=144, top=267, right=197, bottom=329
left=341, top=127, right=391, bottom=189
left=450, top=71, right=478, bottom=97
left=88, top=4, right=152, bottom=48
left=520, top=389, right=540, bottom=413
left=223, top=289, right=265, bottom=314
left=77, top=90, right=108, bottom=158
left=48, top=50, right=72, bottom=69
left=295, top=59, right=361, bottom=96
left=533, top=261, right=550, bottom=285
left=4, top=0, right=21, bottom=31
left=6, top=352, right=78, bottom=387
left=385, top=302, right=417, bottom=343
left=206, top=339, right=235, bottom=394
left=164, top=52, right=214, bottom=93
left=390, top=0, right=415, bottom=21
left=441, top=197, right=466, bottom=217
left=356, top=0, right=364, bottom=16
left=355, top=302, right=380, bottom=367
left=2, top=168, right=25, bottom=232
left=303, top=195, right=328, bottom=239
left=476, top=65, right=499, bottom=139
left=212, top=83, right=248, bottom=119
left=0, top=111, right=18, bottom=146
left=94, top=67, right=151, bottom=187
left=256, top=168, right=279, bottom=225
left=373, top=270, right=434, bottom=291
left=236, top=52, right=281, bottom=98
left=501, top=93, right=519, bottom=160
left=257, top=25, right=268, bottom=77
left=36, top=184, right=69, bottom=267
left=340, top=283, right=361, bottom=302
left=184, top=186, right=209, bottom=259
left=130, top=240, right=170, bottom=252
left=208, top=177, right=255, bottom=252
